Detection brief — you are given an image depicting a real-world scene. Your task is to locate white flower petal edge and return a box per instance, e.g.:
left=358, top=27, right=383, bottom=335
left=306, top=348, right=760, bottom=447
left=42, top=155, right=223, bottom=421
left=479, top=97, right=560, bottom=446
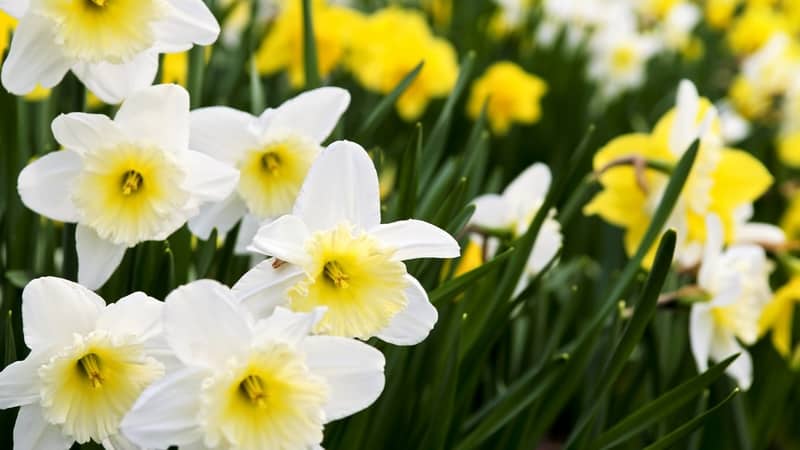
left=72, top=52, right=159, bottom=105
left=232, top=258, right=307, bottom=319
left=13, top=404, right=73, bottom=450
left=249, top=214, right=312, bottom=264
left=377, top=276, right=438, bottom=345
left=154, top=0, right=221, bottom=52
left=189, top=107, right=261, bottom=165
left=267, top=87, right=351, bottom=142
left=76, top=225, right=128, bottom=291
left=293, top=140, right=382, bottom=231
left=17, top=150, right=82, bottom=223
left=1, top=14, right=71, bottom=95
left=471, top=194, right=515, bottom=230
left=0, top=0, right=29, bottom=18
left=369, top=219, right=460, bottom=261
left=115, top=84, right=190, bottom=152
left=188, top=193, right=248, bottom=240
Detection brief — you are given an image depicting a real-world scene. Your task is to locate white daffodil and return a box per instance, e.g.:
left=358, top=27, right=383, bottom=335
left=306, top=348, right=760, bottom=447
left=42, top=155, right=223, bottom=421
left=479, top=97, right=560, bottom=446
left=0, top=0, right=219, bottom=103
left=0, top=277, right=167, bottom=449
left=188, top=87, right=350, bottom=254
left=17, top=84, right=239, bottom=290
left=690, top=215, right=773, bottom=390
left=587, top=25, right=660, bottom=103
left=232, top=140, right=460, bottom=345
left=121, top=280, right=384, bottom=450
left=469, top=163, right=562, bottom=295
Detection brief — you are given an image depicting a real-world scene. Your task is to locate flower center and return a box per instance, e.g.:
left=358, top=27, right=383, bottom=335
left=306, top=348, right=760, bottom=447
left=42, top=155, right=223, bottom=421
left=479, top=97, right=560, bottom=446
left=324, top=261, right=350, bottom=288
left=77, top=353, right=104, bottom=389
left=260, top=152, right=282, bottom=176
left=87, top=0, right=108, bottom=7
left=238, top=375, right=268, bottom=409
left=612, top=45, right=637, bottom=72
left=121, top=170, right=143, bottom=196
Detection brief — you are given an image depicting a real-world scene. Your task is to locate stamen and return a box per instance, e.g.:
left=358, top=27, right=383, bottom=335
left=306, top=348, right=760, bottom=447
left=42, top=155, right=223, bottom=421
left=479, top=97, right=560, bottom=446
left=88, top=0, right=108, bottom=7
left=239, top=375, right=268, bottom=409
left=260, top=152, right=282, bottom=176
left=121, top=170, right=144, bottom=196
left=324, top=261, right=350, bottom=288
left=77, top=353, right=104, bottom=389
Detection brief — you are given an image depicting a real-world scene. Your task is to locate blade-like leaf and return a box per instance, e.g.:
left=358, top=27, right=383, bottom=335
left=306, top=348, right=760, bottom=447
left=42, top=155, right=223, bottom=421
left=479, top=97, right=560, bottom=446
left=301, top=0, right=320, bottom=88
left=430, top=247, right=514, bottom=304
left=358, top=62, right=424, bottom=140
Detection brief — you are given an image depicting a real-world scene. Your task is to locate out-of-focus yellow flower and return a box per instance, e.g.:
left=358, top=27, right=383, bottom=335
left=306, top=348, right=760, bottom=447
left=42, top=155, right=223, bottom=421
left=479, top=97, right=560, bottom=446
left=454, top=239, right=484, bottom=277
left=24, top=85, right=51, bottom=102
left=0, top=11, right=16, bottom=56
left=467, top=61, right=547, bottom=135
left=255, top=0, right=364, bottom=88
left=705, top=0, right=741, bottom=29
left=424, top=0, right=452, bottom=28
left=760, top=276, right=800, bottom=357
left=726, top=4, right=789, bottom=54
left=781, top=190, right=800, bottom=240
left=729, top=75, right=771, bottom=120
left=348, top=7, right=459, bottom=121
left=162, top=52, right=189, bottom=86
left=640, top=0, right=683, bottom=19
left=778, top=132, right=800, bottom=167
left=584, top=80, right=773, bottom=268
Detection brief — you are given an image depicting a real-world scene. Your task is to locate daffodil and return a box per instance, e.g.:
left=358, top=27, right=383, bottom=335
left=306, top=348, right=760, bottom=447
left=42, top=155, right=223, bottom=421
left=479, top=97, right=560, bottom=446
left=120, top=280, right=385, bottom=450
left=188, top=87, right=350, bottom=253
left=726, top=3, right=789, bottom=55
left=705, top=0, right=740, bottom=29
left=584, top=80, right=774, bottom=268
left=690, top=215, right=773, bottom=390
left=0, top=277, right=167, bottom=449
left=469, top=163, right=562, bottom=294
left=777, top=78, right=800, bottom=167
left=17, top=84, right=239, bottom=289
left=760, top=276, right=800, bottom=357
left=489, top=0, right=532, bottom=36
left=347, top=7, right=459, bottom=121
left=586, top=24, right=660, bottom=102
left=255, top=0, right=364, bottom=88
left=467, top=61, right=548, bottom=135
left=0, top=0, right=219, bottom=103
left=0, top=9, right=15, bottom=56
left=233, top=140, right=460, bottom=344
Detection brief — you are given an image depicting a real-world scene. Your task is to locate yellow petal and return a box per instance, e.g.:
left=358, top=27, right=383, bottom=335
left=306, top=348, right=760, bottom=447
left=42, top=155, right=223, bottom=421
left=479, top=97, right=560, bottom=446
left=709, top=149, right=773, bottom=212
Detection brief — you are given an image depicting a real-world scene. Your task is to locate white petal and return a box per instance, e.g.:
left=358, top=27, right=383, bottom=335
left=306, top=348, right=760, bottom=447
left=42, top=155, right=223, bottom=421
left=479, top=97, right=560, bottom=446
left=13, top=404, right=73, bottom=450
left=1, top=14, right=71, bottom=95
left=302, top=336, right=385, bottom=421
left=377, top=276, right=437, bottom=345
left=121, top=367, right=207, bottom=448
left=72, top=52, right=158, bottom=105
left=189, top=107, right=260, bottom=165
left=153, top=0, right=221, bottom=52
left=76, top=225, right=128, bottom=291
left=17, top=150, right=82, bottom=223
left=269, top=87, right=351, bottom=142
left=0, top=0, right=28, bottom=18
left=293, top=140, right=381, bottom=231
left=181, top=150, right=240, bottom=202
left=164, top=280, right=251, bottom=368
left=115, top=84, right=190, bottom=151
left=96, top=292, right=163, bottom=342
left=51, top=113, right=124, bottom=156
left=248, top=215, right=311, bottom=264
left=369, top=219, right=460, bottom=261
left=235, top=213, right=262, bottom=254
left=0, top=352, right=48, bottom=408
left=188, top=193, right=248, bottom=240
left=502, top=163, right=552, bottom=213
left=735, top=222, right=786, bottom=246
left=689, top=304, right=713, bottom=374
left=527, top=218, right=562, bottom=274
left=698, top=214, right=724, bottom=289
left=22, top=277, right=105, bottom=351
left=710, top=335, right=752, bottom=390
left=470, top=194, right=515, bottom=230
left=232, top=258, right=306, bottom=319
left=670, top=79, right=700, bottom=155
left=252, top=307, right=325, bottom=346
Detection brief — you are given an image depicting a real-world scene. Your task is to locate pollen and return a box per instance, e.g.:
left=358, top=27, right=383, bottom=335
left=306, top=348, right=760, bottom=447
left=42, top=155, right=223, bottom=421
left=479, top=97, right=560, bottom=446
left=88, top=0, right=108, bottom=7
left=77, top=353, right=104, bottom=389
left=260, top=152, right=282, bottom=176
left=120, top=170, right=144, bottom=196
left=239, top=374, right=269, bottom=409
left=324, top=261, right=350, bottom=288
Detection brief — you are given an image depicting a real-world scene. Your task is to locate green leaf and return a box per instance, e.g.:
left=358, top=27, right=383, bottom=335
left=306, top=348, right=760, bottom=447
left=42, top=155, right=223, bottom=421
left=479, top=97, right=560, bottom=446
left=642, top=388, right=740, bottom=450
left=429, top=247, right=514, bottom=304
left=5, top=270, right=33, bottom=289
left=588, top=354, right=739, bottom=450
left=566, top=229, right=677, bottom=448
left=392, top=124, right=422, bottom=220
left=194, top=229, right=218, bottom=277
left=446, top=203, right=476, bottom=236
left=249, top=57, right=265, bottom=115
left=421, top=51, right=476, bottom=185
left=301, top=0, right=320, bottom=88
left=188, top=45, right=206, bottom=109
left=358, top=62, right=424, bottom=140
left=3, top=311, right=16, bottom=366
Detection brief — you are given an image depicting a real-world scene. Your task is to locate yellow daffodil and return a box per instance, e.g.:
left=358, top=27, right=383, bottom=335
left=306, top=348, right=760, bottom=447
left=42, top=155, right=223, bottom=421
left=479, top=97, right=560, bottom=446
left=467, top=61, right=547, bottom=135
left=726, top=4, right=789, bottom=55
left=255, top=0, right=364, bottom=88
left=0, top=9, right=15, bottom=56
left=0, top=277, right=167, bottom=449
left=17, top=84, right=239, bottom=289
left=780, top=190, right=800, bottom=241
left=161, top=51, right=189, bottom=86
left=0, top=0, right=219, bottom=103
left=233, top=141, right=460, bottom=344
left=760, top=276, right=800, bottom=357
left=705, top=0, right=740, bottom=28
left=584, top=80, right=774, bottom=268
left=121, top=280, right=385, bottom=450
left=690, top=214, right=773, bottom=390
left=347, top=7, right=459, bottom=121
left=586, top=25, right=660, bottom=102
left=777, top=79, right=800, bottom=167
left=188, top=87, right=350, bottom=253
